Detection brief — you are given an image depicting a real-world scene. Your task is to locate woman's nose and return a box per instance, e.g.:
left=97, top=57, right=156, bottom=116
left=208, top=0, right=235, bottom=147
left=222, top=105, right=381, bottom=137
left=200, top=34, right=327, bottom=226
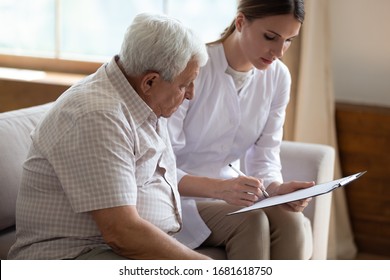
left=271, top=41, right=286, bottom=59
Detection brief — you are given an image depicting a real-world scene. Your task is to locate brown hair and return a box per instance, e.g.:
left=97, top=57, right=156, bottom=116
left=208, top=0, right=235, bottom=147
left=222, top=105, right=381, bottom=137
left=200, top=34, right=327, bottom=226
left=209, top=0, right=305, bottom=45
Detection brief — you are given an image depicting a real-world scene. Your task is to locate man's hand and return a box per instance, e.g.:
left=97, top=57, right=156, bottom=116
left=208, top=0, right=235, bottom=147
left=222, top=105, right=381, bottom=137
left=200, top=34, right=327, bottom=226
left=91, top=205, right=211, bottom=260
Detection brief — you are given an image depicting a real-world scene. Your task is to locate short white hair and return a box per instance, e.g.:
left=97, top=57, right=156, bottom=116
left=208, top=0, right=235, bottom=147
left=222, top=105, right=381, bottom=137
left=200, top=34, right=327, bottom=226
left=119, top=13, right=208, bottom=82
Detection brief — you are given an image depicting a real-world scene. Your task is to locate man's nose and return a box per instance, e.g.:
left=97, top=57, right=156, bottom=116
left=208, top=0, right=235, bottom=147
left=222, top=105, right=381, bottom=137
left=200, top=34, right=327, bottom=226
left=185, top=86, right=195, bottom=100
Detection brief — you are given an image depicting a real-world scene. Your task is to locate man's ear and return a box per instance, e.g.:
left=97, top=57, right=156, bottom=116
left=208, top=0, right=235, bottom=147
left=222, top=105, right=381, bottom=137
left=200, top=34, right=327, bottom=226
left=141, top=72, right=160, bottom=94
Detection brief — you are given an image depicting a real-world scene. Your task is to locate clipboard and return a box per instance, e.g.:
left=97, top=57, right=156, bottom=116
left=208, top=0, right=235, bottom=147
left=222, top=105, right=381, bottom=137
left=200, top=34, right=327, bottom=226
left=228, top=171, right=366, bottom=215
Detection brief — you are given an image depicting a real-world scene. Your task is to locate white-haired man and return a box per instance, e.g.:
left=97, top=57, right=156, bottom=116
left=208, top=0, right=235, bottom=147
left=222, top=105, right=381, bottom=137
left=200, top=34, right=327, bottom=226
left=8, top=13, right=209, bottom=260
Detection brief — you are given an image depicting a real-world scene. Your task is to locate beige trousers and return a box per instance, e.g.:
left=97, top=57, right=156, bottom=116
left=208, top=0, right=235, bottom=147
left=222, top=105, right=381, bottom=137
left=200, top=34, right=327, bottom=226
left=75, top=201, right=311, bottom=260
left=195, top=200, right=312, bottom=260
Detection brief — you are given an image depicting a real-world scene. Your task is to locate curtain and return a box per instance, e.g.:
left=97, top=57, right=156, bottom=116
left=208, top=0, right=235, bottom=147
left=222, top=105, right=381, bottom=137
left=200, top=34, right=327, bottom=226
left=283, top=0, right=358, bottom=259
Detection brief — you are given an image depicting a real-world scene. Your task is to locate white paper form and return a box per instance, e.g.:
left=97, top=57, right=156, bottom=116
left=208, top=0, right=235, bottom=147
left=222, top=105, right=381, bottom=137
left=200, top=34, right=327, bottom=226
left=228, top=171, right=366, bottom=215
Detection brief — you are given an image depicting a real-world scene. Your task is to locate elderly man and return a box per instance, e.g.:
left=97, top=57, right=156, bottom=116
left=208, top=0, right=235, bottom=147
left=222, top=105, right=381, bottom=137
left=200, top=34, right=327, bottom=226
left=8, top=13, right=209, bottom=260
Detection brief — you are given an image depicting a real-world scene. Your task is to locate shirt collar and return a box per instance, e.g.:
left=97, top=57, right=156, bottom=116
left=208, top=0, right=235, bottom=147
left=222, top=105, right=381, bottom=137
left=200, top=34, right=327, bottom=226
left=213, top=43, right=261, bottom=77
left=105, top=55, right=157, bottom=128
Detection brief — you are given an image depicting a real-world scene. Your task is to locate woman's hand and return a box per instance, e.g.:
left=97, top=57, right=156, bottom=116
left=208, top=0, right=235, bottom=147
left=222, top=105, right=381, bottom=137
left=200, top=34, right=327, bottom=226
left=267, top=181, right=315, bottom=212
left=179, top=174, right=266, bottom=207
left=217, top=176, right=266, bottom=207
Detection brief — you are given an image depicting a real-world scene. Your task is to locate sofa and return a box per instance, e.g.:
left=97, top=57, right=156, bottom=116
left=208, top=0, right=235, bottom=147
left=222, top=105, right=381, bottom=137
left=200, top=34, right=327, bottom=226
left=0, top=103, right=335, bottom=260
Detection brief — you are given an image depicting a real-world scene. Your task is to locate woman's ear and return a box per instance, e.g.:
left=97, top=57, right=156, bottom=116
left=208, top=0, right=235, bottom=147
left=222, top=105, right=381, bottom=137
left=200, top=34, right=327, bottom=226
left=235, top=12, right=245, bottom=32
left=141, top=72, right=159, bottom=94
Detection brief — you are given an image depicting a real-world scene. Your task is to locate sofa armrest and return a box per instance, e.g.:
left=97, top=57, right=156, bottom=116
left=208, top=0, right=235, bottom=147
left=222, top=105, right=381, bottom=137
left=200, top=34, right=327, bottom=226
left=280, top=141, right=335, bottom=259
left=0, top=103, right=52, bottom=259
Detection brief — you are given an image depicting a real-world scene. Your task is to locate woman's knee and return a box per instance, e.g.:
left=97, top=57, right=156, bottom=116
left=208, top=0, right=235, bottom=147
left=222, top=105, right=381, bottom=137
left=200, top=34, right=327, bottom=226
left=265, top=206, right=307, bottom=231
left=234, top=209, right=269, bottom=236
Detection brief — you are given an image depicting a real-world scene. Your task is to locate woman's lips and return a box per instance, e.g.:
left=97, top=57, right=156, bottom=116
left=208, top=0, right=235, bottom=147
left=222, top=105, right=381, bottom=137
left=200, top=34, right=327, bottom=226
left=261, top=57, right=273, bottom=65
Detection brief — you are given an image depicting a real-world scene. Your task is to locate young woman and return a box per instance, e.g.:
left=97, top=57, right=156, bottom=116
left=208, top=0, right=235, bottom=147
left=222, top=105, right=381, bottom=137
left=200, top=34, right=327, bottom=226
left=168, top=0, right=314, bottom=259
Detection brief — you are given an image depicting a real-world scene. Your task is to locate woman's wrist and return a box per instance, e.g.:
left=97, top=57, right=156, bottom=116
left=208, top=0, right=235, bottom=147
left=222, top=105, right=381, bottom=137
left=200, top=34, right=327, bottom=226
left=179, top=174, right=223, bottom=199
left=266, top=181, right=283, bottom=197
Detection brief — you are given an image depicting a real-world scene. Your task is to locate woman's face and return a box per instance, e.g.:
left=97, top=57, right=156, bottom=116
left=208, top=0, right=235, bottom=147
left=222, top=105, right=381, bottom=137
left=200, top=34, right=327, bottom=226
left=236, top=13, right=301, bottom=70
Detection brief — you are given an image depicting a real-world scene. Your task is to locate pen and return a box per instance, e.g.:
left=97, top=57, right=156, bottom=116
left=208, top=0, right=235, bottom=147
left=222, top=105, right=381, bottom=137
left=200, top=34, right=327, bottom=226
left=228, top=164, right=270, bottom=198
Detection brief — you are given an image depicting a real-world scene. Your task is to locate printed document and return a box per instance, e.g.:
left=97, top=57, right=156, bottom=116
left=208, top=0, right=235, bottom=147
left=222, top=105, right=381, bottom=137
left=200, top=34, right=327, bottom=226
left=228, top=171, right=366, bottom=215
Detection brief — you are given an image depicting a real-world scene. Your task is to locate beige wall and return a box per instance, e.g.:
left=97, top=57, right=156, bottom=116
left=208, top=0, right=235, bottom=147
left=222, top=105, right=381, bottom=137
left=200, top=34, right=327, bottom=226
left=330, top=0, right=390, bottom=107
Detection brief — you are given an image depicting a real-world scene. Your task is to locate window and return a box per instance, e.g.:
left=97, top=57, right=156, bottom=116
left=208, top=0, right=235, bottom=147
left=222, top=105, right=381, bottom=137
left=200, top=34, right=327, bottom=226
left=0, top=0, right=236, bottom=64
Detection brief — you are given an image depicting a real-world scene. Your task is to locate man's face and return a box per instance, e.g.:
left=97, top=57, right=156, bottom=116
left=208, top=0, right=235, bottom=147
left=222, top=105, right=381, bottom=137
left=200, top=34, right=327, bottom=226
left=148, top=59, right=200, bottom=118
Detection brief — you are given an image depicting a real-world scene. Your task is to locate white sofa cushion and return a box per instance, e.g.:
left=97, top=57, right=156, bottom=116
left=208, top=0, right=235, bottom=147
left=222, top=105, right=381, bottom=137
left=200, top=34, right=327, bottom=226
left=0, top=103, right=52, bottom=230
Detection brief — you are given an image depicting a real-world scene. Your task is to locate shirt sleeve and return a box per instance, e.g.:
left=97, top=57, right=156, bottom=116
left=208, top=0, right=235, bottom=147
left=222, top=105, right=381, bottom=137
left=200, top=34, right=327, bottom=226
left=167, top=100, right=191, bottom=183
left=47, top=111, right=137, bottom=213
left=245, top=64, right=291, bottom=188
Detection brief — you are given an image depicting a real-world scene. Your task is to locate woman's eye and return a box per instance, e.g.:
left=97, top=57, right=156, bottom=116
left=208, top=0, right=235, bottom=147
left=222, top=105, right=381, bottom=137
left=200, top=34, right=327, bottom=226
left=264, top=34, right=276, bottom=40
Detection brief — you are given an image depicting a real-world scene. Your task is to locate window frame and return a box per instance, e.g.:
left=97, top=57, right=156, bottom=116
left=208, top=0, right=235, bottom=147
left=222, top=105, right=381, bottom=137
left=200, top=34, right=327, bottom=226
left=0, top=0, right=237, bottom=75
left=1, top=0, right=146, bottom=75
left=0, top=54, right=101, bottom=75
